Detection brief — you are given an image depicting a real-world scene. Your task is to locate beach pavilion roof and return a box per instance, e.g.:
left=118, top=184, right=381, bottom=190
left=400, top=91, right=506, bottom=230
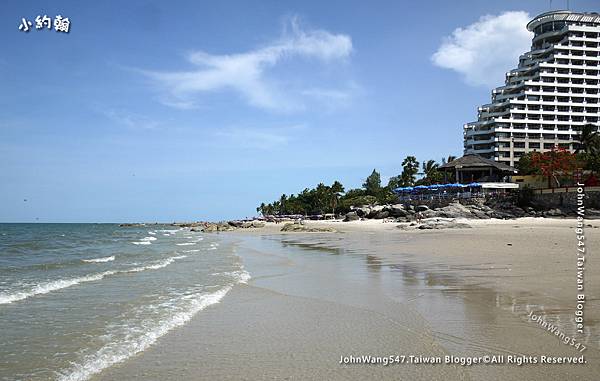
left=439, top=154, right=517, bottom=173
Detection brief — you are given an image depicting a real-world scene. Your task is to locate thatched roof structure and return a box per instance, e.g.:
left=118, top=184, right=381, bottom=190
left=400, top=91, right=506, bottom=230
left=439, top=154, right=517, bottom=173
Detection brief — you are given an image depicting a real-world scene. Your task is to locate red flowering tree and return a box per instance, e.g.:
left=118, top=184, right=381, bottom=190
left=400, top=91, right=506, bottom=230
left=530, top=146, right=578, bottom=188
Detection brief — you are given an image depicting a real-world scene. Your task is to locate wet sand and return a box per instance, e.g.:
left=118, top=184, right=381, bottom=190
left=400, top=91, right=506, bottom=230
left=96, top=218, right=599, bottom=380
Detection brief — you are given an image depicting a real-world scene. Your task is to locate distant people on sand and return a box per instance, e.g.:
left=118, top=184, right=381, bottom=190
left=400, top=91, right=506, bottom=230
left=415, top=211, right=423, bottom=224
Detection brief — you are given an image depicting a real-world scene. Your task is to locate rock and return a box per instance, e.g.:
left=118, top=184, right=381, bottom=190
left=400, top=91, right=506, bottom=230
left=417, top=218, right=472, bottom=230
left=228, top=220, right=244, bottom=227
left=367, top=205, right=385, bottom=218
left=280, top=223, right=338, bottom=233
left=344, top=211, right=360, bottom=222
left=470, top=210, right=489, bottom=219
left=202, top=224, right=218, bottom=232
left=374, top=210, right=390, bottom=219
left=251, top=221, right=265, bottom=228
left=415, top=205, right=429, bottom=212
left=217, top=222, right=234, bottom=231
left=489, top=211, right=514, bottom=219
left=544, top=208, right=565, bottom=217
left=355, top=206, right=371, bottom=217
left=387, top=204, right=408, bottom=217
left=436, top=202, right=474, bottom=219
left=421, top=209, right=441, bottom=218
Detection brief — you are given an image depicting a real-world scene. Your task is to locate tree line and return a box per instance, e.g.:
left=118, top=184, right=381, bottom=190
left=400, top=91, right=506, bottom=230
left=256, top=155, right=456, bottom=216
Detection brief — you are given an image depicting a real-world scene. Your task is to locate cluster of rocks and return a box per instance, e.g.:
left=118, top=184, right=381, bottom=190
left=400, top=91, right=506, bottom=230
left=343, top=199, right=597, bottom=223
left=397, top=218, right=472, bottom=230
left=169, top=220, right=266, bottom=233
left=280, top=222, right=338, bottom=233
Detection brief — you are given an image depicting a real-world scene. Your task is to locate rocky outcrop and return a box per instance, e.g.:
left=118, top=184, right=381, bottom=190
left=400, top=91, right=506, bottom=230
left=344, top=211, right=360, bottom=221
left=396, top=218, right=471, bottom=230
left=281, top=222, right=338, bottom=233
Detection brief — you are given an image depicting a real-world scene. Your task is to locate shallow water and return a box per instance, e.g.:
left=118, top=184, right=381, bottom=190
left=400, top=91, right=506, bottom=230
left=0, top=223, right=248, bottom=381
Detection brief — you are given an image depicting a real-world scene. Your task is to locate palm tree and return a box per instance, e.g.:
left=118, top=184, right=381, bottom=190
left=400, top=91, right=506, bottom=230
left=442, top=155, right=457, bottom=165
left=330, top=181, right=344, bottom=215
left=574, top=123, right=600, bottom=153
left=423, top=160, right=439, bottom=176
left=279, top=194, right=288, bottom=215
left=401, top=156, right=419, bottom=186
left=421, top=160, right=441, bottom=184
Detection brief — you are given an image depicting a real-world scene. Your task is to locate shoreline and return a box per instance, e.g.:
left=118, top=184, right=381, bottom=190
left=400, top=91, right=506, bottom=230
left=94, top=217, right=599, bottom=380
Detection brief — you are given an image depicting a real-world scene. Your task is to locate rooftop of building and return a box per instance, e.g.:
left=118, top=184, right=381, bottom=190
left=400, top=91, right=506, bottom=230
left=439, top=154, right=517, bottom=173
left=527, top=10, right=600, bottom=31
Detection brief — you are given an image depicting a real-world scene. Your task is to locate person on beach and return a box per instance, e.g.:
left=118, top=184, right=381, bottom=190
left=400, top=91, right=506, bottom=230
left=415, top=211, right=423, bottom=223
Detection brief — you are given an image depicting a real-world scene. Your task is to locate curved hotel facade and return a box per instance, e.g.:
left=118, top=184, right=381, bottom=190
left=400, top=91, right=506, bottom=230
left=463, top=10, right=600, bottom=167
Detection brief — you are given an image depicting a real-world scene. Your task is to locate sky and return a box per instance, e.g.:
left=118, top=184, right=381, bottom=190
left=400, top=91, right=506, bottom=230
left=1, top=0, right=598, bottom=222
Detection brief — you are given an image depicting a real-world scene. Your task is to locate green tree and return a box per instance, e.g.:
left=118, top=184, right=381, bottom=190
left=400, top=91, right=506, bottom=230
left=400, top=156, right=419, bottom=186
left=363, top=169, right=382, bottom=196
left=418, top=159, right=443, bottom=185
left=574, top=123, right=600, bottom=153
left=330, top=181, right=345, bottom=214
left=516, top=152, right=540, bottom=175
left=442, top=155, right=457, bottom=165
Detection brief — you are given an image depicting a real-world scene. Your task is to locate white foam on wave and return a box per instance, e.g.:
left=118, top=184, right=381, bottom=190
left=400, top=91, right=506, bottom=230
left=132, top=236, right=157, bottom=245
left=57, top=286, right=232, bottom=381
left=0, top=271, right=114, bottom=305
left=157, top=229, right=180, bottom=234
left=212, top=269, right=251, bottom=284
left=82, top=256, right=115, bottom=263
left=125, top=256, right=186, bottom=272
left=0, top=256, right=187, bottom=305
left=147, top=231, right=156, bottom=236
left=183, top=249, right=200, bottom=253
left=176, top=242, right=196, bottom=246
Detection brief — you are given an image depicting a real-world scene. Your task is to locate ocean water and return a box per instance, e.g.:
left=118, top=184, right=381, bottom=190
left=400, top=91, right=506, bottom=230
left=0, top=223, right=249, bottom=381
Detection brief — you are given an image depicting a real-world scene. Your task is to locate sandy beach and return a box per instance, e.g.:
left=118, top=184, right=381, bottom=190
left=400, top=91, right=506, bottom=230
left=94, top=218, right=599, bottom=380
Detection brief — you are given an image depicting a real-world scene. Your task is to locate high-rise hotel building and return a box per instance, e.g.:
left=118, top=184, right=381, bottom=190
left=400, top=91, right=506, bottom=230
left=463, top=10, right=600, bottom=167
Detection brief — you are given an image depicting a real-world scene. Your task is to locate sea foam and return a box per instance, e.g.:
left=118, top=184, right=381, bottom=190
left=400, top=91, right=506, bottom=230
left=0, top=257, right=187, bottom=305
left=82, top=256, right=115, bottom=263
left=57, top=286, right=232, bottom=381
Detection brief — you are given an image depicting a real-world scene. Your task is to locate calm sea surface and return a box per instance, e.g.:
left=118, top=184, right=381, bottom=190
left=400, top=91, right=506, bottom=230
left=0, top=223, right=248, bottom=381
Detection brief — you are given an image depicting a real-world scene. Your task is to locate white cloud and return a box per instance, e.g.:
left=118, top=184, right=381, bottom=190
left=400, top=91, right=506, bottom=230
left=432, top=11, right=533, bottom=88
left=103, top=109, right=159, bottom=130
left=214, top=125, right=304, bottom=150
left=144, top=17, right=353, bottom=111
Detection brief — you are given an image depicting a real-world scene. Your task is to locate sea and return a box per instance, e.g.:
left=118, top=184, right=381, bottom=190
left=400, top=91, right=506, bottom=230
left=0, top=223, right=249, bottom=381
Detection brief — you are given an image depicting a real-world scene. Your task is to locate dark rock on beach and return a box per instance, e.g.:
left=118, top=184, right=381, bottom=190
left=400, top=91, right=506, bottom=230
left=281, top=222, right=338, bottom=233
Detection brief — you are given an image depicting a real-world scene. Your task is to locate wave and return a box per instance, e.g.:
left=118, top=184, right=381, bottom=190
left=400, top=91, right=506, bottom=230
left=147, top=231, right=156, bottom=235
left=132, top=236, right=157, bottom=245
left=157, top=229, right=180, bottom=234
left=57, top=286, right=231, bottom=381
left=0, top=272, right=113, bottom=305
left=82, top=256, right=115, bottom=263
left=57, top=268, right=250, bottom=381
left=183, top=249, right=200, bottom=253
left=212, top=270, right=251, bottom=284
left=0, top=257, right=186, bottom=305
left=176, top=242, right=196, bottom=246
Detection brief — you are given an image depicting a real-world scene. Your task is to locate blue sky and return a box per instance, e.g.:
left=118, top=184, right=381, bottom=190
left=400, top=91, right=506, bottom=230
left=1, top=0, right=598, bottom=222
